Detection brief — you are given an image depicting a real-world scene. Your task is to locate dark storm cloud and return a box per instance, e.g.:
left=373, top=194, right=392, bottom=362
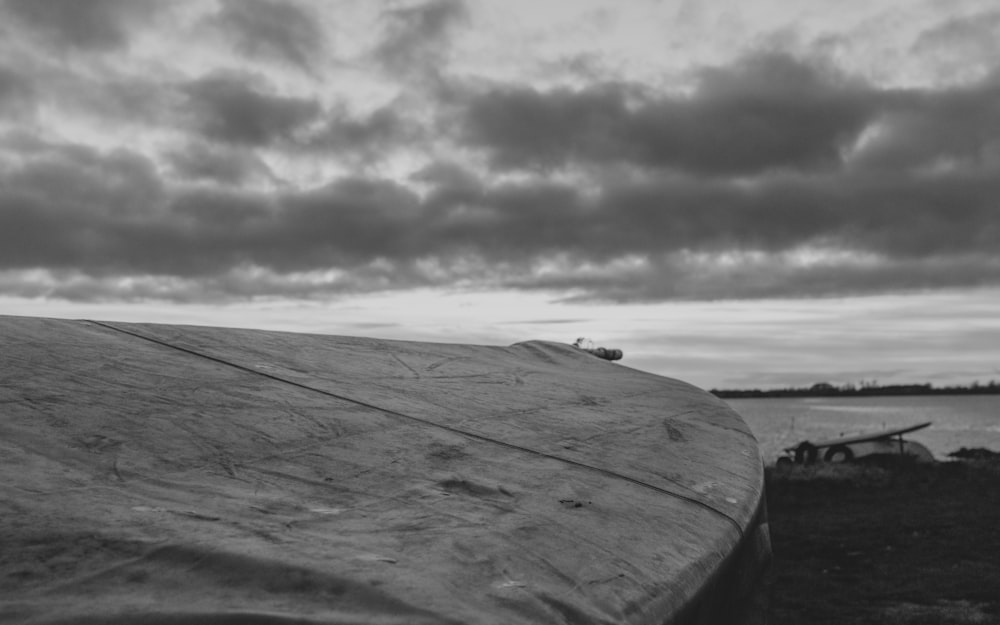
left=411, top=161, right=483, bottom=200
left=40, top=71, right=176, bottom=131
left=0, top=143, right=164, bottom=272
left=836, top=169, right=1000, bottom=258
left=373, top=0, right=468, bottom=77
left=629, top=54, right=876, bottom=174
left=911, top=9, right=1000, bottom=57
left=209, top=0, right=326, bottom=72
left=457, top=84, right=628, bottom=172
left=411, top=163, right=1000, bottom=270
left=501, top=319, right=589, bottom=325
left=0, top=142, right=421, bottom=279
left=0, top=65, right=34, bottom=118
left=5, top=132, right=999, bottom=302
left=306, top=106, right=422, bottom=161
left=2, top=0, right=159, bottom=51
left=458, top=52, right=878, bottom=175
left=511, top=252, right=1000, bottom=303
left=3, top=42, right=1000, bottom=303
left=847, top=73, right=1000, bottom=172
left=178, top=72, right=419, bottom=158
left=596, top=168, right=1000, bottom=260
left=164, top=142, right=276, bottom=185
left=181, top=73, right=321, bottom=146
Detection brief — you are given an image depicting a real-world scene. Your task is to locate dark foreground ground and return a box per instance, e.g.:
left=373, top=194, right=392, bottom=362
left=765, top=453, right=1000, bottom=625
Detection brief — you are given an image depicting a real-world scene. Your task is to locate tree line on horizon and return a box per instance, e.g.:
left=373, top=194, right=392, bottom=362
left=710, top=379, right=1000, bottom=399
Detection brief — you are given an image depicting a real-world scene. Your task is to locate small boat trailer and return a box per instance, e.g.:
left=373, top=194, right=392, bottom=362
left=776, top=421, right=934, bottom=466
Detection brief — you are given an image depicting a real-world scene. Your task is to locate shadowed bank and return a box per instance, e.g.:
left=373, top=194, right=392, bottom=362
left=1, top=315, right=768, bottom=624
left=766, top=458, right=1000, bottom=624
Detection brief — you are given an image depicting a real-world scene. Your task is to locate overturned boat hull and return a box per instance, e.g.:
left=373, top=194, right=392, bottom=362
left=1, top=315, right=769, bottom=625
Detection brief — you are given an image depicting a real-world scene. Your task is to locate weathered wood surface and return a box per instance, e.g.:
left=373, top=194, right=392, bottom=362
left=0, top=315, right=766, bottom=625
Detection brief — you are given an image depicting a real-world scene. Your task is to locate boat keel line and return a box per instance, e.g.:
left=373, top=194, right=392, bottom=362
left=87, top=319, right=745, bottom=537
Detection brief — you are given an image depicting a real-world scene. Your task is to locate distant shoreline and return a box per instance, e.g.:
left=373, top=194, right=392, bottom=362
left=712, top=384, right=1000, bottom=399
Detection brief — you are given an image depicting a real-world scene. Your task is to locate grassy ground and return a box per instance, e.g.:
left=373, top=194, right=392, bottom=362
left=765, top=455, right=1000, bottom=625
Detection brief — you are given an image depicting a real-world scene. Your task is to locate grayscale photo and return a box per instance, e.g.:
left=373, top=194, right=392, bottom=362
left=1, top=1, right=998, bottom=623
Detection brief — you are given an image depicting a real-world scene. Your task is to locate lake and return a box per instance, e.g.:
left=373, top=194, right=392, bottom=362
left=723, top=394, right=1000, bottom=464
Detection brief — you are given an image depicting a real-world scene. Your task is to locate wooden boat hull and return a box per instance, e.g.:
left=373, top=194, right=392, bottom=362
left=0, top=315, right=769, bottom=625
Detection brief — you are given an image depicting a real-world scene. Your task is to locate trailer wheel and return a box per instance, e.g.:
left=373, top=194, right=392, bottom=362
left=824, top=445, right=854, bottom=463
left=794, top=442, right=818, bottom=465
left=775, top=456, right=793, bottom=468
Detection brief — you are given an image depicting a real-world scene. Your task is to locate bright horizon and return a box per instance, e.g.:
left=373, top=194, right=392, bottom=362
left=5, top=285, right=999, bottom=391
left=2, top=0, right=999, bottom=390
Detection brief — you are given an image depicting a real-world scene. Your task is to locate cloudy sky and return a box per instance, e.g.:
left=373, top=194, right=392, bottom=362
left=2, top=0, right=999, bottom=389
